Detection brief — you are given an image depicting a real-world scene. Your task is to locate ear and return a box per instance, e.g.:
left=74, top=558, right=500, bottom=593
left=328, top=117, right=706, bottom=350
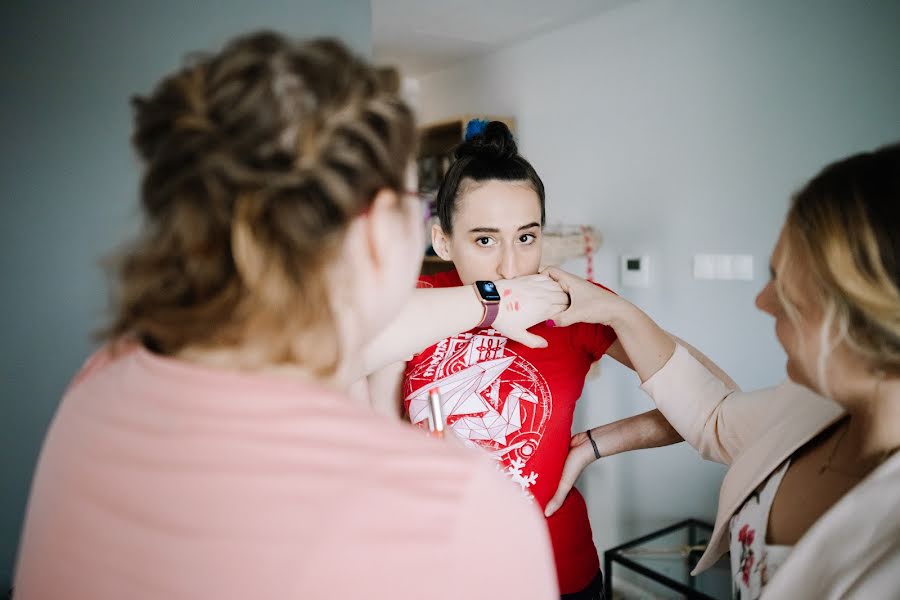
left=431, top=223, right=452, bottom=261
left=361, top=187, right=403, bottom=272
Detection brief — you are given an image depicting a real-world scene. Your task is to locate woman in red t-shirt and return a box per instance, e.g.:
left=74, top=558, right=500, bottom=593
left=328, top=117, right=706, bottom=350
left=366, top=121, right=683, bottom=599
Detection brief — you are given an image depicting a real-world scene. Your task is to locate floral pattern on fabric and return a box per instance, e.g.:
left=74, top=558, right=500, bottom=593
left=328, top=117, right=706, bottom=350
left=729, top=460, right=792, bottom=599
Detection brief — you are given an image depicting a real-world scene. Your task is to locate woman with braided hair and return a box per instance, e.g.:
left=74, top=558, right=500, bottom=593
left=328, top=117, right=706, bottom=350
left=13, top=32, right=558, bottom=599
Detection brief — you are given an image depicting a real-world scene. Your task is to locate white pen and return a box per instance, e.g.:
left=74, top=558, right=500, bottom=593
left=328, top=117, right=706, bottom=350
left=427, top=388, right=444, bottom=439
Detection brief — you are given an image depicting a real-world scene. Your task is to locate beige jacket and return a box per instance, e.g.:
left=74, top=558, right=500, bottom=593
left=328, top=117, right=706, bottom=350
left=641, top=344, right=900, bottom=599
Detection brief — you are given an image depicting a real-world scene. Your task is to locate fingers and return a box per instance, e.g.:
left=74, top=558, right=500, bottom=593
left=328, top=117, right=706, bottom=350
left=539, top=266, right=559, bottom=277
left=531, top=283, right=569, bottom=308
left=517, top=273, right=554, bottom=285
left=497, top=274, right=564, bottom=299
left=570, top=432, right=588, bottom=448
left=544, top=474, right=574, bottom=517
left=549, top=288, right=571, bottom=308
left=525, top=275, right=566, bottom=295
left=492, top=275, right=569, bottom=336
left=543, top=490, right=568, bottom=518
left=544, top=455, right=582, bottom=517
left=542, top=266, right=574, bottom=283
left=545, top=446, right=595, bottom=517
left=546, top=295, right=571, bottom=312
left=507, top=330, right=549, bottom=349
left=548, top=307, right=576, bottom=328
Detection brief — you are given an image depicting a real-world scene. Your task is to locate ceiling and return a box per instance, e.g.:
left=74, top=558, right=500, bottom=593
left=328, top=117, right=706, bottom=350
left=373, top=0, right=635, bottom=77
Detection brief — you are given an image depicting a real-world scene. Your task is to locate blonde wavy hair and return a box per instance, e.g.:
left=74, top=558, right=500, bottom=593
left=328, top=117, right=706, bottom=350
left=103, top=32, right=416, bottom=374
left=776, top=143, right=900, bottom=390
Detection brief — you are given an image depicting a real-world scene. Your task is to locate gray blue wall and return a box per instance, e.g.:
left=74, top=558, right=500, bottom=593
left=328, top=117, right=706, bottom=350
left=0, top=0, right=372, bottom=586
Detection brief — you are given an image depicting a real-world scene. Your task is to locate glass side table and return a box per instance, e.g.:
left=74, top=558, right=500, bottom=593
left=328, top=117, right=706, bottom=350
left=604, top=519, right=731, bottom=599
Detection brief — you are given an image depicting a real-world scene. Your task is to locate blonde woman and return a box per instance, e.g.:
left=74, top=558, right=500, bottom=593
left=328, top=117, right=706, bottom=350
left=13, top=33, right=559, bottom=599
left=546, top=143, right=900, bottom=598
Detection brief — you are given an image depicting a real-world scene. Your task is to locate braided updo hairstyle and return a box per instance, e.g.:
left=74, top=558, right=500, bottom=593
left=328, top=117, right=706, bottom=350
left=105, top=32, right=416, bottom=374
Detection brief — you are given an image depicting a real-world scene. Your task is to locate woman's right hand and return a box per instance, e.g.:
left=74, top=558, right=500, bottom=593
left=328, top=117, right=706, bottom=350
left=544, top=431, right=598, bottom=517
left=492, top=274, right=570, bottom=348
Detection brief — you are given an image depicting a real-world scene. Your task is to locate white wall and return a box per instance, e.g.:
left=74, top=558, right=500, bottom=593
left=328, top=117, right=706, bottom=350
left=0, top=0, right=371, bottom=587
left=417, top=0, right=900, bottom=552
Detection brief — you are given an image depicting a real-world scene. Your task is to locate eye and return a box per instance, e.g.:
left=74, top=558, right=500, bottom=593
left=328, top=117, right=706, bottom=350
left=475, top=236, right=496, bottom=247
left=518, top=233, right=537, bottom=244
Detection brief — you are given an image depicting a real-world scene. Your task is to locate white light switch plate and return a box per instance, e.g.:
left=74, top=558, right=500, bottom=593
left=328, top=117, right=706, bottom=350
left=693, top=254, right=716, bottom=279
left=732, top=254, right=754, bottom=280
left=694, top=254, right=754, bottom=280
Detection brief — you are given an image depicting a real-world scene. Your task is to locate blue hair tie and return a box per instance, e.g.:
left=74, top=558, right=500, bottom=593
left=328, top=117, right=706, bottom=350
left=464, top=118, right=489, bottom=141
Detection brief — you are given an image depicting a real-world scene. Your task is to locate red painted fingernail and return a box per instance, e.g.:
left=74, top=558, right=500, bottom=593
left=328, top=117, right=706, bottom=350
left=546, top=320, right=556, bottom=327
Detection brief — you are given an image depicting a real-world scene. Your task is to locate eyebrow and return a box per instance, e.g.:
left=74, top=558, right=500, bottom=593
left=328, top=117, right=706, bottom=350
left=468, top=222, right=541, bottom=234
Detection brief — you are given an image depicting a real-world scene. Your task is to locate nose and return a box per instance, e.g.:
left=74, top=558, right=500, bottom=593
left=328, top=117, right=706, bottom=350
left=496, top=245, right=519, bottom=280
left=756, top=280, right=777, bottom=316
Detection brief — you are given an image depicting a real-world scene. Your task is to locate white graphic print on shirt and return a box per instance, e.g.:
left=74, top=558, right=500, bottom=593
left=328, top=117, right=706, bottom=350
left=406, top=330, right=553, bottom=499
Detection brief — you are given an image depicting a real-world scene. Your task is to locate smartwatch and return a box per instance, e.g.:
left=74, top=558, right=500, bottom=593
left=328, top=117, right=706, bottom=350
left=474, top=280, right=501, bottom=329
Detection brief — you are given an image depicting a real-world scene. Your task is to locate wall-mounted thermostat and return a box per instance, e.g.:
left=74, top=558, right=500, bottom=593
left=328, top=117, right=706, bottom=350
left=621, top=255, right=650, bottom=288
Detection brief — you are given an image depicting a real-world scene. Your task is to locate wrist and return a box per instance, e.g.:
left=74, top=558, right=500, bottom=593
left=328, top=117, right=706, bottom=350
left=472, top=280, right=501, bottom=329
left=585, top=428, right=602, bottom=460
left=467, top=285, right=484, bottom=327
left=587, top=424, right=623, bottom=458
left=446, top=284, right=487, bottom=330
left=601, top=296, right=640, bottom=330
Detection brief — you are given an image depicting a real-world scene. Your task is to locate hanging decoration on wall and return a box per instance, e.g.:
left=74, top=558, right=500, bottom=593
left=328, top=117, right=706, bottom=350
left=540, top=224, right=604, bottom=379
left=581, top=225, right=595, bottom=282
left=539, top=224, right=600, bottom=281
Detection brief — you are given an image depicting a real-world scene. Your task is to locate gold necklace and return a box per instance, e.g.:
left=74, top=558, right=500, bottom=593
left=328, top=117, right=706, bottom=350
left=818, top=420, right=856, bottom=477
left=819, top=376, right=900, bottom=477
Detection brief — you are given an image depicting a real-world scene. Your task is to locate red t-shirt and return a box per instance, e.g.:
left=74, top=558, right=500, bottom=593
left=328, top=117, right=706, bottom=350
left=404, top=270, right=618, bottom=593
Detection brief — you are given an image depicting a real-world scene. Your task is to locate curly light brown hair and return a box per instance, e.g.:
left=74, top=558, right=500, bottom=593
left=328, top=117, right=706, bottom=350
left=104, top=32, right=416, bottom=374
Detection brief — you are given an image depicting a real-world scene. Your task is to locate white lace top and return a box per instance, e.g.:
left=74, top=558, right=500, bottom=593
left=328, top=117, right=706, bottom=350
left=729, top=460, right=793, bottom=599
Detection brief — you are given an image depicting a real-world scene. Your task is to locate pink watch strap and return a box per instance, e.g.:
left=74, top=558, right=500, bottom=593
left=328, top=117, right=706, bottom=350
left=476, top=302, right=499, bottom=329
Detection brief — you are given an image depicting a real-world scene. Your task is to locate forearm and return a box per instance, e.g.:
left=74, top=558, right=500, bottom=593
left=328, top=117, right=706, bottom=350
left=607, top=330, right=740, bottom=391
left=361, top=286, right=482, bottom=375
left=588, top=409, right=683, bottom=457
left=606, top=302, right=677, bottom=383
left=672, top=336, right=740, bottom=390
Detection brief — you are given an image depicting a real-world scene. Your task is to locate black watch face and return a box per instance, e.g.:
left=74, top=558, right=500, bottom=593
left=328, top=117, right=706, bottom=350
left=476, top=280, right=501, bottom=302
